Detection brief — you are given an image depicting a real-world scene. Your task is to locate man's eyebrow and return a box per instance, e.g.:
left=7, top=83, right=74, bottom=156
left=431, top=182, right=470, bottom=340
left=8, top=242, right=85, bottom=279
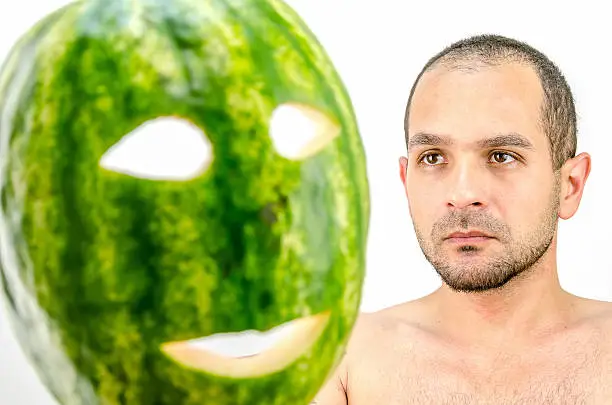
left=407, top=132, right=535, bottom=152
left=476, top=133, right=535, bottom=150
left=407, top=132, right=452, bottom=152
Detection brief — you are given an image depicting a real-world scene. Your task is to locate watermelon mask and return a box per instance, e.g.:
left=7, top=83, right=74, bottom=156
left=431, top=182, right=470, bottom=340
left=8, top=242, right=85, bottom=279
left=99, top=108, right=339, bottom=377
left=0, top=1, right=370, bottom=404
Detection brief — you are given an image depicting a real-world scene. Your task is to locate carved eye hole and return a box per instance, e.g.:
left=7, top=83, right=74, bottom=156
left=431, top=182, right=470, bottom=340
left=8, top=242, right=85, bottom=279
left=268, top=102, right=341, bottom=160
left=99, top=117, right=213, bottom=181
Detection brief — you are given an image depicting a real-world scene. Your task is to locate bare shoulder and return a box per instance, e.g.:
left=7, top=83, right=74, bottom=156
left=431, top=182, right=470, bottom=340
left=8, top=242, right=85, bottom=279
left=346, top=306, right=408, bottom=343
left=566, top=296, right=612, bottom=361
left=333, top=310, right=399, bottom=366
left=578, top=297, right=612, bottom=338
left=344, top=298, right=430, bottom=351
left=338, top=298, right=436, bottom=376
left=574, top=296, right=612, bottom=327
left=311, top=300, right=426, bottom=404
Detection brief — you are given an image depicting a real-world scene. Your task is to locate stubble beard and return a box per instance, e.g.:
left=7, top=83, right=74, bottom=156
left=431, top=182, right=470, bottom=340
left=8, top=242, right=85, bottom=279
left=413, top=179, right=561, bottom=293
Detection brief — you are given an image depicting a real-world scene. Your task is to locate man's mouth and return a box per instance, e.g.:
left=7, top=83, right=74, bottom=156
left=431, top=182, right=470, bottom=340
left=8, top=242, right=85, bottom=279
left=160, top=311, right=331, bottom=378
left=444, top=230, right=494, bottom=244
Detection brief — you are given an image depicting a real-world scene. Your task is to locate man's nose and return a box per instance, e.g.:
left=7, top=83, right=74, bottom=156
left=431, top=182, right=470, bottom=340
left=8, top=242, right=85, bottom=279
left=445, top=159, right=489, bottom=209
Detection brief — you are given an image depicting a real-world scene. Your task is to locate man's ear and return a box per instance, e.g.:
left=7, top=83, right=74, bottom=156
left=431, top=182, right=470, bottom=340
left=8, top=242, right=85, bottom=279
left=558, top=152, right=591, bottom=220
left=399, top=156, right=409, bottom=186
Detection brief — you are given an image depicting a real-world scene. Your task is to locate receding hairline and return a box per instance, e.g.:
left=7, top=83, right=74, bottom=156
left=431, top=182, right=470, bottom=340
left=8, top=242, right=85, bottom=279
left=405, top=52, right=546, bottom=134
left=429, top=50, right=532, bottom=71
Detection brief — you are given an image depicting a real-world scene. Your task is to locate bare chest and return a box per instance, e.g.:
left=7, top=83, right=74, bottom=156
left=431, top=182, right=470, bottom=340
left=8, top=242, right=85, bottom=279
left=348, top=334, right=612, bottom=405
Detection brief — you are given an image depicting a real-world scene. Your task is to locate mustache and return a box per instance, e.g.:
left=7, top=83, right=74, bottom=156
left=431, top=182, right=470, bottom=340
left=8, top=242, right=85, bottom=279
left=432, top=210, right=510, bottom=240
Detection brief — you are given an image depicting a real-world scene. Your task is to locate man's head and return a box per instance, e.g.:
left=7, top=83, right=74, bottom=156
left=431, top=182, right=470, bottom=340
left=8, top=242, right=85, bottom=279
left=399, top=34, right=591, bottom=293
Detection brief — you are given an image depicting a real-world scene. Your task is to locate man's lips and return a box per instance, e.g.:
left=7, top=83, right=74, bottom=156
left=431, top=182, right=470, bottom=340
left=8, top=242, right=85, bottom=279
left=444, top=230, right=494, bottom=243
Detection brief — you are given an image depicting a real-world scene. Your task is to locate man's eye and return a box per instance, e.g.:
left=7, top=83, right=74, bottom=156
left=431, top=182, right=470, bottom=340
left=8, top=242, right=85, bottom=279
left=419, top=153, right=444, bottom=166
left=490, top=152, right=516, bottom=164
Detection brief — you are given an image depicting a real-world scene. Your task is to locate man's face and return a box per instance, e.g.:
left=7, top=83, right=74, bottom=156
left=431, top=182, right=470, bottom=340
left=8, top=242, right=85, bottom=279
left=402, top=61, right=561, bottom=292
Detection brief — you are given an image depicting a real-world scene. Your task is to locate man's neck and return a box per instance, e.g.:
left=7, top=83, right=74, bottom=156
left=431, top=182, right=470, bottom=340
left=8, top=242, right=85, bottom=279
left=427, top=257, right=577, bottom=349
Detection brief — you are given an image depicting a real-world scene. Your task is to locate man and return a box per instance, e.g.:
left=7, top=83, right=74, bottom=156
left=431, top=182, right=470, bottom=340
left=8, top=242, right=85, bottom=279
left=312, top=34, right=612, bottom=404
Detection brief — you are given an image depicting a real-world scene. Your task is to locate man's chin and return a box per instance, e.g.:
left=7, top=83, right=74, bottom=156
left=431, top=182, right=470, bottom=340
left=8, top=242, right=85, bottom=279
left=428, top=256, right=507, bottom=290
left=435, top=266, right=521, bottom=293
left=442, top=278, right=512, bottom=293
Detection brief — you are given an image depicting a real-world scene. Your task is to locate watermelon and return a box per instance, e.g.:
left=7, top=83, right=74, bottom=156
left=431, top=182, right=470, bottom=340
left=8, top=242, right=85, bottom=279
left=0, top=0, right=370, bottom=404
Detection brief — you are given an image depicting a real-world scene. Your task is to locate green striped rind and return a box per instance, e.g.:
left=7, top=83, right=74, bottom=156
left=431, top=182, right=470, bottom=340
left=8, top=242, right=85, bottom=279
left=0, top=0, right=370, bottom=404
left=0, top=3, right=105, bottom=404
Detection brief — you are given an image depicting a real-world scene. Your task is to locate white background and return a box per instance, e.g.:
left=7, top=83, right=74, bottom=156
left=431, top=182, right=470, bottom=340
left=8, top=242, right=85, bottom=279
left=1, top=1, right=611, bottom=403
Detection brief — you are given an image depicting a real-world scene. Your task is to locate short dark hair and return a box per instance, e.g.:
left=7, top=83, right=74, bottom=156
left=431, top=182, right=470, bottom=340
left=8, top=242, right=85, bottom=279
left=403, top=34, right=577, bottom=171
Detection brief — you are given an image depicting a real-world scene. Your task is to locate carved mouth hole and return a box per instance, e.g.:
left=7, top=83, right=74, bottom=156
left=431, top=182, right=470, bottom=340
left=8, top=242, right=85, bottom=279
left=160, top=311, right=331, bottom=378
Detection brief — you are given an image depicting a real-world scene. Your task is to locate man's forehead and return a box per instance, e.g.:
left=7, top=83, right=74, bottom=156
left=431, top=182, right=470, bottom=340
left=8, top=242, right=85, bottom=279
left=407, top=61, right=546, bottom=151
